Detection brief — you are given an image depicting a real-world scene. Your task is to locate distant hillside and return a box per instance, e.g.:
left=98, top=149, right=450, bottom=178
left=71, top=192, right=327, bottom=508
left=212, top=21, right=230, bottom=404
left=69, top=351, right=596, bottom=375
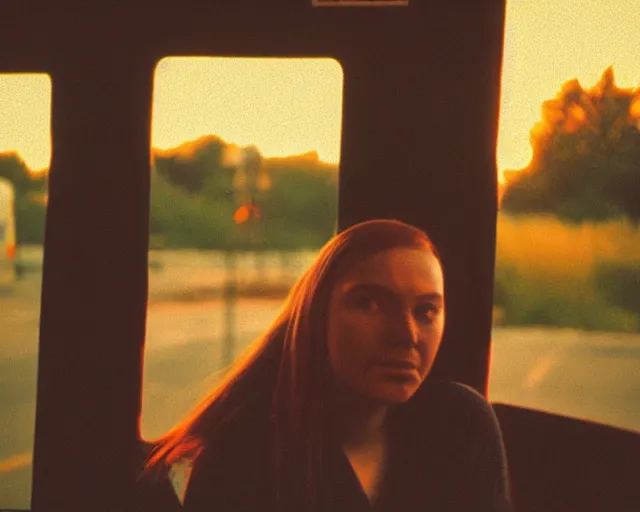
left=153, top=136, right=338, bottom=172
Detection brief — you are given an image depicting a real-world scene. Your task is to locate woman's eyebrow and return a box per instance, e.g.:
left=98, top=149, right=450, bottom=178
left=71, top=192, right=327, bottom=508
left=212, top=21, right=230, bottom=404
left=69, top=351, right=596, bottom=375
left=344, top=282, right=443, bottom=302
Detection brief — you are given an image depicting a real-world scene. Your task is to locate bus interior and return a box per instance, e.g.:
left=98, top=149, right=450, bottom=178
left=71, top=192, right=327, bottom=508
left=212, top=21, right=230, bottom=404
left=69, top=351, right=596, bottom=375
left=1, top=1, right=639, bottom=511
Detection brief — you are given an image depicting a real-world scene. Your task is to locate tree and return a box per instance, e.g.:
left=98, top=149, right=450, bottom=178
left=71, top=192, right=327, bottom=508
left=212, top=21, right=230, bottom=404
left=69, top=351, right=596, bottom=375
left=0, top=152, right=32, bottom=196
left=501, top=67, right=640, bottom=224
left=153, top=135, right=229, bottom=195
left=148, top=136, right=339, bottom=250
left=0, top=152, right=48, bottom=244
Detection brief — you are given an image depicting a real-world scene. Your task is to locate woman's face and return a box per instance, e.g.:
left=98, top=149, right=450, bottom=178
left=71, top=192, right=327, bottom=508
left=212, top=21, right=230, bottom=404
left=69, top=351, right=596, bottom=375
left=326, top=247, right=445, bottom=406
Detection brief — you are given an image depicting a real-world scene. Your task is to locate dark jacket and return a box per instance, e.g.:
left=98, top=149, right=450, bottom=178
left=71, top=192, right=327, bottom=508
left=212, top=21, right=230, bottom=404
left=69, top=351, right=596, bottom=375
left=183, top=379, right=512, bottom=512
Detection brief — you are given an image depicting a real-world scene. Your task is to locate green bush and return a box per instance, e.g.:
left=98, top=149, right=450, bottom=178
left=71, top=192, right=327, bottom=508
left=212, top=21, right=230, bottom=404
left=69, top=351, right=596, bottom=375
left=593, top=261, right=640, bottom=314
left=150, top=173, right=234, bottom=249
left=15, top=196, right=46, bottom=245
left=149, top=164, right=338, bottom=251
left=493, top=215, right=640, bottom=332
left=494, top=259, right=639, bottom=332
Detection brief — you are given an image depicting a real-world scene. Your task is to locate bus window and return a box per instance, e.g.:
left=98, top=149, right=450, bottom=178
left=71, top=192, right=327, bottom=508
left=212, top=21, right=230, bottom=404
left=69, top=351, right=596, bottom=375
left=489, top=0, right=640, bottom=433
left=0, top=73, right=51, bottom=510
left=142, top=57, right=343, bottom=499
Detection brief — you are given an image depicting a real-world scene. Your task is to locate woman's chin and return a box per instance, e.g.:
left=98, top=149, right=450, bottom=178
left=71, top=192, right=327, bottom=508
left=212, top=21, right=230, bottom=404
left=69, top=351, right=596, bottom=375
left=367, top=382, right=420, bottom=405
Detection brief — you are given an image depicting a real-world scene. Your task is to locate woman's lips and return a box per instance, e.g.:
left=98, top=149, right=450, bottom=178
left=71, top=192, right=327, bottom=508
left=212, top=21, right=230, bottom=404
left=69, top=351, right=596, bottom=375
left=377, top=360, right=418, bottom=370
left=375, top=361, right=420, bottom=380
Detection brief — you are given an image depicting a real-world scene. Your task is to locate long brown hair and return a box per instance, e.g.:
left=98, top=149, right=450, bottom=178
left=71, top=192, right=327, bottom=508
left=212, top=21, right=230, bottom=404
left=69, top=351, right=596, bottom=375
left=142, top=218, right=441, bottom=510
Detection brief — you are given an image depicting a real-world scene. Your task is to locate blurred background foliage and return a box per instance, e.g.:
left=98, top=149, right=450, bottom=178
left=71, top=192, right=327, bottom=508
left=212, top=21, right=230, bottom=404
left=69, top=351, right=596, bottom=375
left=2, top=67, right=639, bottom=331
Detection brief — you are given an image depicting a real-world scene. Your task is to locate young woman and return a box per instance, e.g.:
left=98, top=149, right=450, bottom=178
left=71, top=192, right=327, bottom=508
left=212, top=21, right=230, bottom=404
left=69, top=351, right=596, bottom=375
left=143, top=219, right=511, bottom=512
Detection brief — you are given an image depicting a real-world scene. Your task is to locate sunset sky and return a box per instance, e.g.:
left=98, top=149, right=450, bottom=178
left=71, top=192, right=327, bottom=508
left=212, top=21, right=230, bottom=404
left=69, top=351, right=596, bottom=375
left=1, top=0, right=640, bottom=181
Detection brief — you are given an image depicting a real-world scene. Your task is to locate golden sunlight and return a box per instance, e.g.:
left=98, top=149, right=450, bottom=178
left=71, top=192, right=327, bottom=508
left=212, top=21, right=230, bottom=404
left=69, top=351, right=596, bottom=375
left=0, top=74, right=51, bottom=173
left=151, top=57, right=344, bottom=165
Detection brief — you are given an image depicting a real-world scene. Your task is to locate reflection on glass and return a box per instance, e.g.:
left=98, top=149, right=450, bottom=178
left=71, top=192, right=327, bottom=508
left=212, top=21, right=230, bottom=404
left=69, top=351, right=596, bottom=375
left=142, top=58, right=343, bottom=446
left=0, top=73, right=51, bottom=510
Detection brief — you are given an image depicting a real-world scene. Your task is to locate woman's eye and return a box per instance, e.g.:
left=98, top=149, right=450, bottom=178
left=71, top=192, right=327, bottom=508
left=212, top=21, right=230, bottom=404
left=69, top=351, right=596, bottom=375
left=353, top=295, right=379, bottom=311
left=415, top=304, right=438, bottom=323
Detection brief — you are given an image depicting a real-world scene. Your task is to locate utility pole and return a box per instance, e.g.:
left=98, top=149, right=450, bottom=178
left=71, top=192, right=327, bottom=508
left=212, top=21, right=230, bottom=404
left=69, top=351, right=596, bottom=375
left=220, top=144, right=270, bottom=368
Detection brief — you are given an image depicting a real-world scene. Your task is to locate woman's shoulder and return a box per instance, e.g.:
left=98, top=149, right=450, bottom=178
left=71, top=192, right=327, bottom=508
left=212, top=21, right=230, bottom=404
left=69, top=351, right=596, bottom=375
left=390, top=379, right=509, bottom=481
left=387, top=381, right=511, bottom=509
left=408, top=378, right=492, bottom=410
left=429, top=379, right=495, bottom=415
left=395, top=379, right=503, bottom=443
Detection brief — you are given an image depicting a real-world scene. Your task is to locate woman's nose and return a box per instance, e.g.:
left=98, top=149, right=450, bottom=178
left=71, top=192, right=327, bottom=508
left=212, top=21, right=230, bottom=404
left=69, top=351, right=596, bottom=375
left=386, top=311, right=420, bottom=347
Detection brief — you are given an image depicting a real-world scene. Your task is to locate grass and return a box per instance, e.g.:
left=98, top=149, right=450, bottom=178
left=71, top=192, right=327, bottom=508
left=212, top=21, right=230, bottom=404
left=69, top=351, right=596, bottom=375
left=494, top=214, right=640, bottom=332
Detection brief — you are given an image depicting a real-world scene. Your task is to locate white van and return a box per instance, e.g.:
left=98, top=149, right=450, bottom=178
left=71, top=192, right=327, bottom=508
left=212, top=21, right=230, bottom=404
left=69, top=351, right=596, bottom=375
left=0, top=177, right=16, bottom=288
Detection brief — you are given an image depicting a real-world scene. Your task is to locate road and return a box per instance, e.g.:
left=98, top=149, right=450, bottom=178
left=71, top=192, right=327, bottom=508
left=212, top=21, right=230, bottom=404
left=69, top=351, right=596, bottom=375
left=1, top=271, right=639, bottom=509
